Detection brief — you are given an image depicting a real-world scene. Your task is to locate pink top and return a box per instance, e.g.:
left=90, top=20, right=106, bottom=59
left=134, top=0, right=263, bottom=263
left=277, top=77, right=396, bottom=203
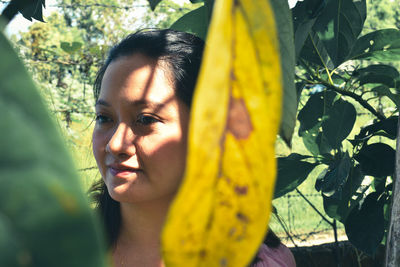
left=252, top=243, right=296, bottom=267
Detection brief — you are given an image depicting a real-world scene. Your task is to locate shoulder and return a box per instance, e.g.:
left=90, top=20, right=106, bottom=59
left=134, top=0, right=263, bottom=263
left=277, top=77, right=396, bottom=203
left=251, top=243, right=296, bottom=267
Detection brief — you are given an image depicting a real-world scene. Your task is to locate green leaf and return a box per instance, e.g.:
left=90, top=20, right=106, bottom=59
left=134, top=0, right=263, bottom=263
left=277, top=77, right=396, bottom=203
left=345, top=192, right=385, bottom=255
left=0, top=31, right=105, bottom=266
left=372, top=176, right=387, bottom=194
left=270, top=0, right=297, bottom=146
left=301, top=124, right=333, bottom=156
left=322, top=98, right=356, bottom=148
left=371, top=85, right=400, bottom=108
left=291, top=0, right=320, bottom=59
left=190, top=0, right=204, bottom=3
left=354, top=143, right=395, bottom=177
left=295, top=82, right=306, bottom=102
left=300, top=30, right=334, bottom=69
left=312, top=0, right=366, bottom=67
left=323, top=165, right=364, bottom=221
left=170, top=6, right=209, bottom=40
left=298, top=90, right=337, bottom=135
left=315, top=152, right=352, bottom=198
left=19, top=0, right=46, bottom=22
left=60, top=41, right=83, bottom=54
left=354, top=64, right=400, bottom=88
left=298, top=91, right=338, bottom=155
left=0, top=213, right=23, bottom=266
left=274, top=153, right=317, bottom=198
left=348, top=29, right=400, bottom=61
left=147, top=0, right=163, bottom=11
left=354, top=116, right=398, bottom=142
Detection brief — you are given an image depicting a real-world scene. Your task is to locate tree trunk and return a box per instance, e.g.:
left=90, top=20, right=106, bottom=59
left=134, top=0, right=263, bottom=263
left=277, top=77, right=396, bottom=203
left=385, top=115, right=400, bottom=266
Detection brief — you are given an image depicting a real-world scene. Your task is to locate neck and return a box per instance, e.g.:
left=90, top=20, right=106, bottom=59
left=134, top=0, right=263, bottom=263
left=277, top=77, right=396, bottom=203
left=118, top=200, right=171, bottom=250
left=112, top=197, right=174, bottom=267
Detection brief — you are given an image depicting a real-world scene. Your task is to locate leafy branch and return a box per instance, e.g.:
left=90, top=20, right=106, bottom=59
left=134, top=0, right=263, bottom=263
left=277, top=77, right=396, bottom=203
left=0, top=0, right=45, bottom=26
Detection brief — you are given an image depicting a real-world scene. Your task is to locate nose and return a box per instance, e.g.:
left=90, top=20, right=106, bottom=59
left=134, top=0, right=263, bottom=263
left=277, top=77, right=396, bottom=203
left=106, top=122, right=136, bottom=158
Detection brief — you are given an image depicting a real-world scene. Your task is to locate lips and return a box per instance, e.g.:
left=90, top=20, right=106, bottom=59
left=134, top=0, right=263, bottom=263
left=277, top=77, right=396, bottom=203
left=107, top=164, right=142, bottom=177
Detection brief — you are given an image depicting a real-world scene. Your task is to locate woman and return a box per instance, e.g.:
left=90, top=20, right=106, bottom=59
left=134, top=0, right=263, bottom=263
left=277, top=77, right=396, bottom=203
left=91, top=29, right=295, bottom=267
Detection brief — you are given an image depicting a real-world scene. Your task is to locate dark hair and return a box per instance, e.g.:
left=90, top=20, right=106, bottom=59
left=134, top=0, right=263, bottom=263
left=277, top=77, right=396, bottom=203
left=93, top=29, right=205, bottom=107
left=90, top=29, right=205, bottom=247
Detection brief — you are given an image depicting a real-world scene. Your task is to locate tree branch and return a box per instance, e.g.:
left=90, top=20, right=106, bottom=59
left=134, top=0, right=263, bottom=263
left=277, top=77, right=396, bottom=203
left=316, top=78, right=387, bottom=121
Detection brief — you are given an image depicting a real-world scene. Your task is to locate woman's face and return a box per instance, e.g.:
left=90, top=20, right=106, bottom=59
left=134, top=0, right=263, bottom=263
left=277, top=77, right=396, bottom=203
left=92, top=53, right=190, bottom=204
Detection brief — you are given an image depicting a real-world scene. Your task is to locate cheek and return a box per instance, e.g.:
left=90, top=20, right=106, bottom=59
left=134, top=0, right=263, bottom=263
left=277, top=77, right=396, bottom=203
left=142, top=132, right=187, bottom=171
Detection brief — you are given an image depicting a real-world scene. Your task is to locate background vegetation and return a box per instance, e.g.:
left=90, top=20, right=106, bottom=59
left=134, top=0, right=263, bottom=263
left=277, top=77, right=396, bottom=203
left=1, top=0, right=400, bottom=263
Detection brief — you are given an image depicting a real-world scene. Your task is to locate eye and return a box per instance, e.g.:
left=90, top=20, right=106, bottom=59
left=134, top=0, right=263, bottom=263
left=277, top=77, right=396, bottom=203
left=95, top=114, right=112, bottom=124
left=136, top=114, right=159, bottom=125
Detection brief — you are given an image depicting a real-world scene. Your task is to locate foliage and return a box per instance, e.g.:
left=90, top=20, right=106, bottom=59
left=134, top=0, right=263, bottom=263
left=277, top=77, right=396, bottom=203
left=0, top=25, right=106, bottom=266
left=162, top=0, right=282, bottom=265
left=164, top=0, right=400, bottom=256
left=10, top=0, right=197, bottom=145
left=0, top=0, right=45, bottom=25
left=2, top=0, right=400, bottom=262
left=363, top=0, right=400, bottom=33
left=289, top=0, right=399, bottom=256
left=169, top=0, right=297, bottom=145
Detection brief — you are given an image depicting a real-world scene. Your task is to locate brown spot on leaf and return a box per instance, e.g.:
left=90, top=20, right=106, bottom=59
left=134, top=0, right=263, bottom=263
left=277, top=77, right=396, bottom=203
left=219, top=200, right=232, bottom=207
left=220, top=258, right=228, bottom=267
left=236, top=212, right=249, bottom=223
left=200, top=249, right=207, bottom=258
left=227, top=97, right=253, bottom=139
left=228, top=227, right=237, bottom=237
left=234, top=185, right=248, bottom=195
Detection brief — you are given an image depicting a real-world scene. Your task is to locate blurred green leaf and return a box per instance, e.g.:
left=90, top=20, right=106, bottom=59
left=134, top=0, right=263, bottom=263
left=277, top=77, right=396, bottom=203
left=0, top=30, right=105, bottom=266
left=60, top=41, right=82, bottom=54
left=0, top=213, right=23, bottom=266
left=270, top=0, right=297, bottom=146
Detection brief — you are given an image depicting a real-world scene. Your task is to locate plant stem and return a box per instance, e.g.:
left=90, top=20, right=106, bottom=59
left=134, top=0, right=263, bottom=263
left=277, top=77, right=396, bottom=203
left=299, top=72, right=387, bottom=121
left=316, top=78, right=386, bottom=121
left=333, top=220, right=341, bottom=267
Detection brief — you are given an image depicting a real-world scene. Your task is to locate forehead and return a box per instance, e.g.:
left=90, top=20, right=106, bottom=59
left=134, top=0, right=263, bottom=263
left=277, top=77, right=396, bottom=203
left=99, top=54, right=175, bottom=104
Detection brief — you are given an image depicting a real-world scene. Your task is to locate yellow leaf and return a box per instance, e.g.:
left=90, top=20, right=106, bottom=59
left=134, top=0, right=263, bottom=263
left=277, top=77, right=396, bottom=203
left=162, top=0, right=282, bottom=266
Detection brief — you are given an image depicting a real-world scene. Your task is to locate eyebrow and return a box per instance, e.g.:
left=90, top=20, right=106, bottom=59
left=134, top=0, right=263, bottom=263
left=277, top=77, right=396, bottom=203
left=95, top=99, right=167, bottom=111
left=95, top=99, right=111, bottom=107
